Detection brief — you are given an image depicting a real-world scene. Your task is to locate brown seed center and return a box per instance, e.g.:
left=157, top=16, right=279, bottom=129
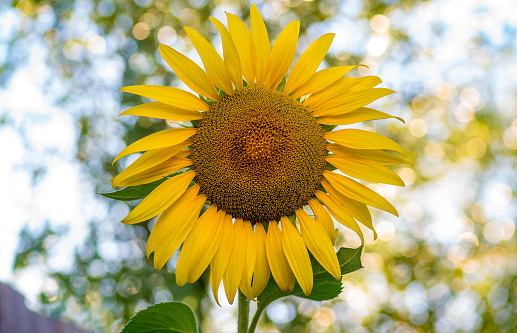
left=191, top=86, right=326, bottom=223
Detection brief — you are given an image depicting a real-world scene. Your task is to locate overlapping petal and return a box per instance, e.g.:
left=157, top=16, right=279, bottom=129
left=210, top=17, right=243, bottom=90
left=296, top=209, right=340, bottom=280
left=326, top=144, right=410, bottom=165
left=265, top=21, right=299, bottom=89
left=112, top=128, right=196, bottom=164
left=121, top=85, right=209, bottom=111
left=252, top=223, right=271, bottom=297
left=280, top=216, right=313, bottom=296
left=307, top=199, right=338, bottom=244
left=185, top=27, right=234, bottom=94
left=226, top=13, right=254, bottom=84
left=284, top=33, right=335, bottom=94
left=323, top=171, right=399, bottom=216
left=291, top=65, right=359, bottom=99
left=312, top=88, right=395, bottom=117
left=223, top=218, right=246, bottom=304
left=111, top=142, right=191, bottom=188
left=317, top=107, right=404, bottom=125
left=158, top=44, right=220, bottom=101
left=152, top=194, right=207, bottom=269
left=121, top=170, right=196, bottom=224
left=210, top=213, right=234, bottom=306
left=327, top=155, right=405, bottom=186
left=250, top=4, right=271, bottom=86
left=324, top=129, right=406, bottom=155
left=146, top=184, right=199, bottom=258
left=266, top=221, right=295, bottom=293
left=120, top=102, right=204, bottom=121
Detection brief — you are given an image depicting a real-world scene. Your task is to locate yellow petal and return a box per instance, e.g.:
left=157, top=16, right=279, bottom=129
left=323, top=171, right=398, bottom=217
left=146, top=184, right=200, bottom=258
left=291, top=65, right=359, bottom=99
left=223, top=218, right=246, bottom=304
left=158, top=44, right=220, bottom=101
left=252, top=223, right=271, bottom=297
left=303, top=77, right=357, bottom=108
left=175, top=206, right=222, bottom=286
left=323, top=129, right=406, bottom=155
left=305, top=76, right=382, bottom=110
left=188, top=210, right=226, bottom=283
left=174, top=243, right=190, bottom=287
left=296, top=209, right=340, bottom=280
left=264, top=21, right=299, bottom=89
left=121, top=85, right=209, bottom=111
left=284, top=33, right=335, bottom=94
left=111, top=142, right=191, bottom=188
left=326, top=155, right=405, bottom=186
left=326, top=144, right=410, bottom=165
left=112, top=128, right=196, bottom=164
left=226, top=13, right=254, bottom=85
left=315, top=190, right=364, bottom=244
left=116, top=157, right=192, bottom=188
left=239, top=221, right=258, bottom=300
left=250, top=4, right=271, bottom=86
left=280, top=216, right=313, bottom=296
left=152, top=194, right=207, bottom=269
left=321, top=179, right=377, bottom=240
left=184, top=27, right=234, bottom=94
left=210, top=17, right=243, bottom=91
left=313, top=88, right=395, bottom=117
left=317, top=107, right=404, bottom=125
left=120, top=102, right=204, bottom=121
left=210, top=213, right=234, bottom=306
left=266, top=221, right=295, bottom=293
left=121, top=170, right=196, bottom=224
left=307, top=199, right=338, bottom=245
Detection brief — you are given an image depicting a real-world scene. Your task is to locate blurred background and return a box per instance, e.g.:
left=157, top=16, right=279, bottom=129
left=1, top=0, right=516, bottom=332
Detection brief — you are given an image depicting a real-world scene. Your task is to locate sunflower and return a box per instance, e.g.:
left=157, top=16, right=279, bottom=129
left=114, top=5, right=406, bottom=305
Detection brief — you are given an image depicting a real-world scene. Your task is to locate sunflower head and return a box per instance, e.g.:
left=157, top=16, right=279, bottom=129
left=114, top=4, right=406, bottom=305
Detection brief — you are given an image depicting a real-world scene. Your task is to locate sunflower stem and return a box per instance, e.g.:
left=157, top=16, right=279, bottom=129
left=237, top=289, right=249, bottom=333
left=248, top=298, right=271, bottom=333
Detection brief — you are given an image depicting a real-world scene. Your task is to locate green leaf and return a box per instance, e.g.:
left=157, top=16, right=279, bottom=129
left=276, top=76, right=286, bottom=92
left=99, top=177, right=169, bottom=201
left=198, top=95, right=214, bottom=105
left=120, top=302, right=197, bottom=333
left=325, top=161, right=337, bottom=172
left=257, top=247, right=363, bottom=304
left=319, top=124, right=338, bottom=133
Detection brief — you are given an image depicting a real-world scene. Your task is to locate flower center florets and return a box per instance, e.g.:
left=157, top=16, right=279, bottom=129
left=191, top=86, right=326, bottom=223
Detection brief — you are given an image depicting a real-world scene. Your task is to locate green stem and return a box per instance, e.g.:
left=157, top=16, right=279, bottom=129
left=237, top=289, right=249, bottom=333
left=248, top=297, right=275, bottom=333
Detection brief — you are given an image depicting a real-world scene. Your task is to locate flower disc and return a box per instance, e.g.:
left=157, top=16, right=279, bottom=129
left=191, top=86, right=326, bottom=223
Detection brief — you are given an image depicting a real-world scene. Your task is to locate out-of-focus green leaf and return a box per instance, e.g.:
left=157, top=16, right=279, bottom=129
left=120, top=302, right=197, bottom=333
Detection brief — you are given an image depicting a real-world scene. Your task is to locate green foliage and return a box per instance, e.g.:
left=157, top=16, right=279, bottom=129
left=319, top=124, right=338, bottom=133
left=121, top=302, right=197, bottom=333
left=276, top=77, right=287, bottom=92
left=99, top=178, right=169, bottom=201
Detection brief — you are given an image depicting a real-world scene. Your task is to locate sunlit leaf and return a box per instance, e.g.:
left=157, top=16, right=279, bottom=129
left=120, top=302, right=197, bottom=333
